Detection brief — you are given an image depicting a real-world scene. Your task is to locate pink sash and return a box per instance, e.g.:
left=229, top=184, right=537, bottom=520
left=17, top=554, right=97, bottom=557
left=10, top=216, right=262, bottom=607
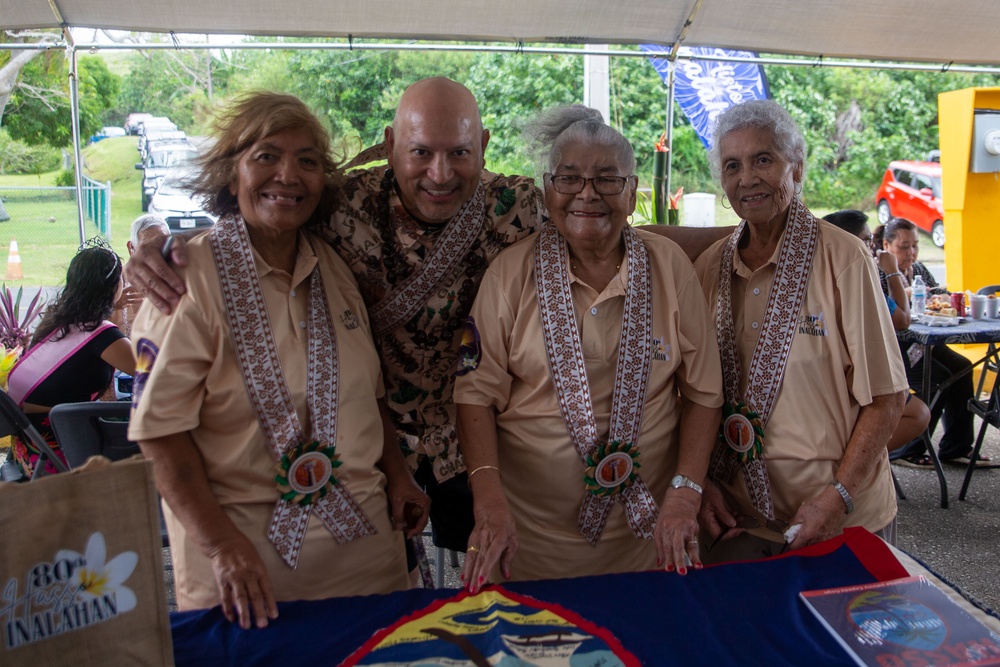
left=7, top=322, right=117, bottom=406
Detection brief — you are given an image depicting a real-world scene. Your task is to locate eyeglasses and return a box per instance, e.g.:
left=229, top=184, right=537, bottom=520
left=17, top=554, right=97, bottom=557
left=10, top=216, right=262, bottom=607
left=546, top=174, right=632, bottom=196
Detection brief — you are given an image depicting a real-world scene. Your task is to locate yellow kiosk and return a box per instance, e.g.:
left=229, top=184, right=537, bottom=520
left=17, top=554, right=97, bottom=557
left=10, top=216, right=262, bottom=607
left=938, top=87, right=1000, bottom=388
left=938, top=87, right=1000, bottom=294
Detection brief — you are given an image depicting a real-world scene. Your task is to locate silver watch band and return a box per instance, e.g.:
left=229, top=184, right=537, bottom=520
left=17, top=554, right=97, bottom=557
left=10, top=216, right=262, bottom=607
left=671, top=474, right=703, bottom=495
left=832, top=480, right=854, bottom=514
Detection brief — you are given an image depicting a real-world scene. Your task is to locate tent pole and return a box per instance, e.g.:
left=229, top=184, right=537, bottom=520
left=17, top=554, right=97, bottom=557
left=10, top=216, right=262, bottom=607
left=665, top=63, right=675, bottom=212
left=67, top=43, right=86, bottom=246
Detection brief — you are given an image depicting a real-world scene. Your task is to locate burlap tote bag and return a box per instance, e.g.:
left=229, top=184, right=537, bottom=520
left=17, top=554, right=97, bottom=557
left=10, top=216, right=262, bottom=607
left=0, top=456, right=173, bottom=666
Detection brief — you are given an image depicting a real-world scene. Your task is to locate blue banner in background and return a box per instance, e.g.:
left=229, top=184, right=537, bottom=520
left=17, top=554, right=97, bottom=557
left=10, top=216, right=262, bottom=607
left=641, top=45, right=771, bottom=149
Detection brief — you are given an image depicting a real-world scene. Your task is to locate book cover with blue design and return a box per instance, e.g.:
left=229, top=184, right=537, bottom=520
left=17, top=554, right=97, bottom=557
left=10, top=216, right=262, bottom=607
left=800, top=575, right=1000, bottom=666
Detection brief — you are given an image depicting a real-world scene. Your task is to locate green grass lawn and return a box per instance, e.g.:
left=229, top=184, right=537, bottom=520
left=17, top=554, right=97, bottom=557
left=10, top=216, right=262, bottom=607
left=0, top=136, right=143, bottom=287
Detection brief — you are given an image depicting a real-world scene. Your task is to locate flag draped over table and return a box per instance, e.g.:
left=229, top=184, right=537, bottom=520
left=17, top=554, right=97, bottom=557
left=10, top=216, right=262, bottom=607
left=642, top=45, right=771, bottom=149
left=171, top=528, right=915, bottom=667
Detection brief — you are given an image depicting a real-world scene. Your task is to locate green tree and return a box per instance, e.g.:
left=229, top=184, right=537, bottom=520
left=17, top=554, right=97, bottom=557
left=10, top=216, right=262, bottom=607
left=283, top=44, right=472, bottom=149
left=467, top=51, right=581, bottom=176
left=2, top=51, right=120, bottom=148
left=0, top=30, right=60, bottom=129
left=115, top=48, right=234, bottom=133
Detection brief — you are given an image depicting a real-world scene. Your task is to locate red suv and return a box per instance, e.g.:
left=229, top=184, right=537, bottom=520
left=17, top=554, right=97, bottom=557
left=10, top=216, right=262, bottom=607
left=875, top=160, right=945, bottom=247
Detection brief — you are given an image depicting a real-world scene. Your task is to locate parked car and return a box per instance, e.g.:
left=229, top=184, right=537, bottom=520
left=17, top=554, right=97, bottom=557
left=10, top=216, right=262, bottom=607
left=139, top=130, right=189, bottom=159
left=124, top=113, right=154, bottom=135
left=875, top=160, right=945, bottom=248
left=136, top=143, right=199, bottom=211
left=88, top=126, right=127, bottom=144
left=147, top=171, right=217, bottom=233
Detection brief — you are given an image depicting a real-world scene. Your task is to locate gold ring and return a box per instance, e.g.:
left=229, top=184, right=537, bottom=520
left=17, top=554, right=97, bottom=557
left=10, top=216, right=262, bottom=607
left=467, top=546, right=480, bottom=553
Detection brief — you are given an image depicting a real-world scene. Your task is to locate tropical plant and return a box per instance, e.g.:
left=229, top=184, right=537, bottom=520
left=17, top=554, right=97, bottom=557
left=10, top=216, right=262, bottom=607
left=0, top=284, right=44, bottom=350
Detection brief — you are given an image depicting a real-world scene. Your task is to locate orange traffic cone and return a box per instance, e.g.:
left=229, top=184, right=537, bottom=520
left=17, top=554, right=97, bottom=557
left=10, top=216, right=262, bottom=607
left=5, top=238, right=23, bottom=280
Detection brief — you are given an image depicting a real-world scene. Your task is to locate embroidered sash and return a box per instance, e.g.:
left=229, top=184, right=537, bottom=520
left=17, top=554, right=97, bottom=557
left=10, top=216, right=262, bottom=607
left=7, top=321, right=117, bottom=406
left=711, top=197, right=819, bottom=520
left=369, top=185, right=487, bottom=338
left=534, top=223, right=659, bottom=545
left=210, top=214, right=375, bottom=568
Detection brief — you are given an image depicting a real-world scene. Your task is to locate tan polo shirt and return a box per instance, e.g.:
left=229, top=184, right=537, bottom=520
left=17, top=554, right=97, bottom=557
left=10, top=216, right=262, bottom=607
left=455, top=228, right=723, bottom=581
left=694, top=218, right=907, bottom=537
left=129, top=226, right=407, bottom=609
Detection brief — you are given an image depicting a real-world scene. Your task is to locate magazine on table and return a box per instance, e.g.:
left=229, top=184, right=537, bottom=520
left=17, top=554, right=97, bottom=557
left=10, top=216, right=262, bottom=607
left=799, top=575, right=1000, bottom=667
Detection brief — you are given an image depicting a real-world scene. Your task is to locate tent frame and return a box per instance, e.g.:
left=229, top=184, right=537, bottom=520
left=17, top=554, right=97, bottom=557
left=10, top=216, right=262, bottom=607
left=6, top=36, right=1000, bottom=240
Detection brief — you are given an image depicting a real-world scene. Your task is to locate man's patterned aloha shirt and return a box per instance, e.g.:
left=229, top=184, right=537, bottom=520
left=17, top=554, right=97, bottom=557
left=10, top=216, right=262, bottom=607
left=317, top=165, right=542, bottom=481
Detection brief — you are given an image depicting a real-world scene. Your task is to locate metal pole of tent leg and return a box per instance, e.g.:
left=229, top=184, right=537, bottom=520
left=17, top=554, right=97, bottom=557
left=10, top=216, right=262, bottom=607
left=922, top=343, right=949, bottom=508
left=665, top=63, right=675, bottom=222
left=66, top=39, right=87, bottom=247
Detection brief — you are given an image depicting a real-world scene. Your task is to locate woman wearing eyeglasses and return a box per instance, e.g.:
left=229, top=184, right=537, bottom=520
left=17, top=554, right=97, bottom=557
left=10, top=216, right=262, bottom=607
left=7, top=243, right=136, bottom=479
left=454, top=105, right=723, bottom=591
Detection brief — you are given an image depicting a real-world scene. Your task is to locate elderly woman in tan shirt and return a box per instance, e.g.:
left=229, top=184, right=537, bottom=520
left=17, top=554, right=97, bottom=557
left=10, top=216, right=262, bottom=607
left=129, top=92, right=427, bottom=630
left=694, top=100, right=907, bottom=563
left=454, top=105, right=723, bottom=592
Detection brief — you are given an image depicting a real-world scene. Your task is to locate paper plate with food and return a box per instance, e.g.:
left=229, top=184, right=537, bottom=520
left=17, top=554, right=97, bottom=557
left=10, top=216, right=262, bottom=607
left=920, top=299, right=962, bottom=326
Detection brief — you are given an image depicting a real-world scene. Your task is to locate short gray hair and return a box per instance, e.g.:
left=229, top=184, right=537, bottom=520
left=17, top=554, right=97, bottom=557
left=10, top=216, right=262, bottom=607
left=523, top=105, right=636, bottom=176
left=707, top=100, right=806, bottom=182
left=130, top=214, right=169, bottom=247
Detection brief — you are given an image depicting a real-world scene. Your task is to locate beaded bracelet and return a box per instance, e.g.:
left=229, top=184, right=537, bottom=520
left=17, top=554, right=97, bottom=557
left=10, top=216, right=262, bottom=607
left=885, top=271, right=904, bottom=281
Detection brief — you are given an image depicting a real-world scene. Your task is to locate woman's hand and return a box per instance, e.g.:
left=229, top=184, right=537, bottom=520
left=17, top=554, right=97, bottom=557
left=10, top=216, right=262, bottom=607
left=876, top=249, right=899, bottom=275
left=697, top=478, right=742, bottom=544
left=208, top=533, right=279, bottom=630
left=385, top=472, right=430, bottom=538
left=654, top=489, right=702, bottom=574
left=115, top=283, right=145, bottom=312
left=786, top=485, right=845, bottom=550
left=461, top=493, right=517, bottom=594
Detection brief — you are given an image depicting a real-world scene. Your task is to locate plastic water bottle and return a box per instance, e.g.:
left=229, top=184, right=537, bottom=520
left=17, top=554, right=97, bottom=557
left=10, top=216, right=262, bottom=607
left=911, top=274, right=927, bottom=315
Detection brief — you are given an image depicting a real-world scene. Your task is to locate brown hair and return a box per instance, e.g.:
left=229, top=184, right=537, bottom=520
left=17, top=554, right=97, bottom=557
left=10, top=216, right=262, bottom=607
left=188, top=91, right=340, bottom=225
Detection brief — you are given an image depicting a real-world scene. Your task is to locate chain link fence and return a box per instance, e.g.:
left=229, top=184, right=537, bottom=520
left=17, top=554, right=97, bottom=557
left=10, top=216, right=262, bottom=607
left=0, top=177, right=110, bottom=286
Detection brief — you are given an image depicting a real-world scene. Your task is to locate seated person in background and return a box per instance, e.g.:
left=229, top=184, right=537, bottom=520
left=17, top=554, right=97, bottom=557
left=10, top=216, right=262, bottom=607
left=873, top=217, right=984, bottom=467
left=455, top=105, right=722, bottom=591
left=7, top=242, right=136, bottom=478
left=99, top=214, right=170, bottom=401
left=117, top=214, right=170, bottom=338
left=823, top=210, right=930, bottom=455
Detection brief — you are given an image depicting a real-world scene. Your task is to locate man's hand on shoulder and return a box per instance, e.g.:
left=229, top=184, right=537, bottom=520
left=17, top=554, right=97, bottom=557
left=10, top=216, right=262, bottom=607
left=124, top=229, right=190, bottom=314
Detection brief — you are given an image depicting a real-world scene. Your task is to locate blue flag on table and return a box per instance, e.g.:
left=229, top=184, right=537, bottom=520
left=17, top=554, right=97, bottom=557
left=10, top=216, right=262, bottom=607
left=642, top=45, right=770, bottom=149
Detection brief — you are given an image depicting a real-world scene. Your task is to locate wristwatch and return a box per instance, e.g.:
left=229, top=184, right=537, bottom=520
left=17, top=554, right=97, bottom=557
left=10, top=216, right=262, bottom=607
left=670, top=474, right=703, bottom=495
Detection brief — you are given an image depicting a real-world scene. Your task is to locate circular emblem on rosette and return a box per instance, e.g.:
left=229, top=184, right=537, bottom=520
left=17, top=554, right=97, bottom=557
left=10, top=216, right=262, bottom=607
left=276, top=440, right=341, bottom=506
left=720, top=402, right=765, bottom=462
left=584, top=440, right=641, bottom=496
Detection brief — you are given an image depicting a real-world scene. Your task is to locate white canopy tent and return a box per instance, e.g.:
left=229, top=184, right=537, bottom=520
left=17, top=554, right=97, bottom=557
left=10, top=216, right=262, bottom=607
left=4, top=0, right=1000, bottom=66
left=4, top=0, right=1000, bottom=238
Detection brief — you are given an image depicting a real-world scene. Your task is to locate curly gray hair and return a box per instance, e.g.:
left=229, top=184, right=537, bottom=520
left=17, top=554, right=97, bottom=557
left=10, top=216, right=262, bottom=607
left=707, top=100, right=806, bottom=182
left=523, top=104, right=636, bottom=176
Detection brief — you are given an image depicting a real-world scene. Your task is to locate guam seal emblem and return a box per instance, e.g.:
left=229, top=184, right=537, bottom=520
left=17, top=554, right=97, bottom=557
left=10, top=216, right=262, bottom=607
left=276, top=440, right=340, bottom=506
